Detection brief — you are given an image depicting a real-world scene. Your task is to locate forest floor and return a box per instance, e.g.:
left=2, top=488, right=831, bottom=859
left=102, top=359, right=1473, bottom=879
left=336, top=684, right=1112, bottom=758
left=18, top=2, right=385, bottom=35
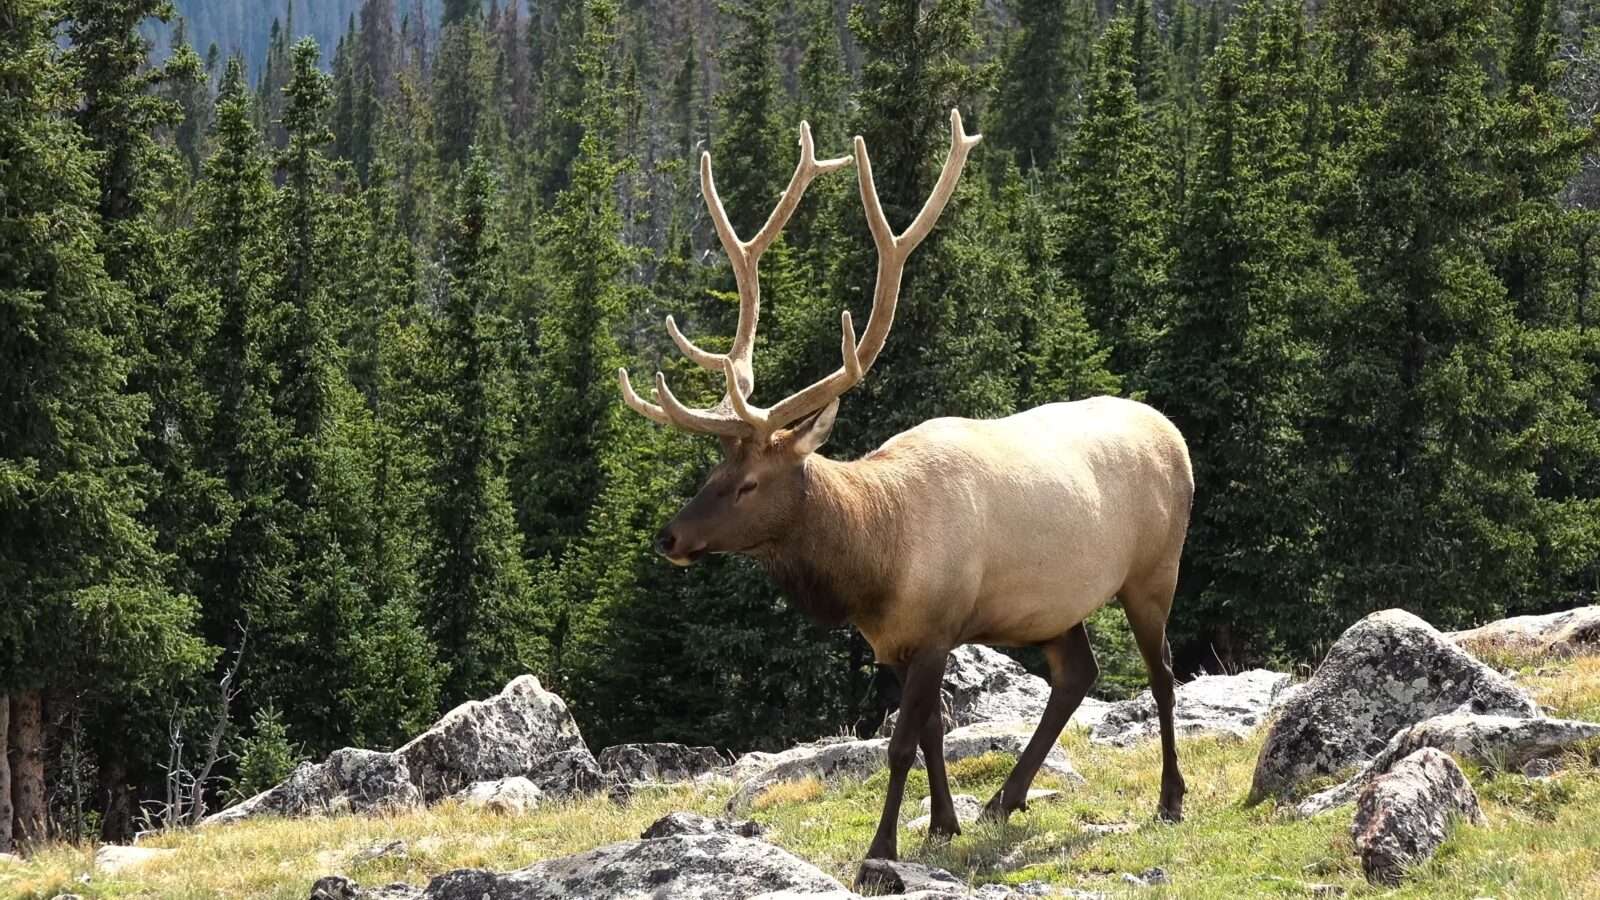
left=4, top=651, right=1600, bottom=900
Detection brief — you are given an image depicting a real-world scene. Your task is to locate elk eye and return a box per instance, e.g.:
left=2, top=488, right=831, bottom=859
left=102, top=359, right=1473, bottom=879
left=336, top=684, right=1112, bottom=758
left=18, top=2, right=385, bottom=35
left=737, top=480, right=758, bottom=498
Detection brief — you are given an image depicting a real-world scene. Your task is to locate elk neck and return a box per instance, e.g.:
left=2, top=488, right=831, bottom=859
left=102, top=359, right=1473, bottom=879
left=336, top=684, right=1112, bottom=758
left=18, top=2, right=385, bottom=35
left=750, top=452, right=903, bottom=629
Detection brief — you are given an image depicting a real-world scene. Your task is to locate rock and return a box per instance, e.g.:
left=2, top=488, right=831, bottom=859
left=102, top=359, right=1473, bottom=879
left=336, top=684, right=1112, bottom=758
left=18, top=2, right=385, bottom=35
left=94, top=845, right=176, bottom=874
left=1249, top=610, right=1537, bottom=801
left=395, top=675, right=600, bottom=801
left=943, top=719, right=1083, bottom=783
left=308, top=877, right=425, bottom=900
left=1089, top=670, right=1297, bottom=747
left=1448, top=606, right=1600, bottom=658
left=1120, top=866, right=1168, bottom=887
left=454, top=776, right=544, bottom=815
left=351, top=839, right=408, bottom=864
left=418, top=833, right=845, bottom=899
left=728, top=721, right=1080, bottom=810
left=0, top=852, right=21, bottom=865
left=208, top=676, right=600, bottom=825
left=878, top=645, right=1116, bottom=738
left=598, top=742, right=729, bottom=784
left=906, top=790, right=1060, bottom=833
left=1351, top=747, right=1485, bottom=885
left=639, top=810, right=764, bottom=839
left=1296, top=713, right=1600, bottom=817
left=855, top=859, right=965, bottom=894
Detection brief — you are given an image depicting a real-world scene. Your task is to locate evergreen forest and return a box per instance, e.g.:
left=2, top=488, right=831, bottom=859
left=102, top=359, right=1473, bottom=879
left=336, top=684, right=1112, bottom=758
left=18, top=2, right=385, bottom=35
left=3, top=0, right=1599, bottom=847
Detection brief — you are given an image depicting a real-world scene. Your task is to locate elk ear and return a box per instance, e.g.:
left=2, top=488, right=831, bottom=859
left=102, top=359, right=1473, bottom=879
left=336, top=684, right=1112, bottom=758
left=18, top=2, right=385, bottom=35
left=784, top=398, right=840, bottom=457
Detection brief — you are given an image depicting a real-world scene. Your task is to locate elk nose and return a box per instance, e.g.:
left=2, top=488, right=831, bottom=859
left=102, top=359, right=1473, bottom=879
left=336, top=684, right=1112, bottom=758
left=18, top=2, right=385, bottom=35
left=654, top=527, right=677, bottom=557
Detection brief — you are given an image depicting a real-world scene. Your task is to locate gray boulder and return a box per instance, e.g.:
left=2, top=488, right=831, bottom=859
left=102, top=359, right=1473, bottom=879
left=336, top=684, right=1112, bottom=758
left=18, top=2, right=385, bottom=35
left=1448, top=606, right=1600, bottom=658
left=209, top=675, right=600, bottom=825
left=416, top=833, right=845, bottom=899
left=1089, top=669, right=1297, bottom=747
left=1351, top=747, right=1484, bottom=885
left=1297, top=713, right=1600, bottom=817
left=879, top=645, right=1116, bottom=737
left=397, top=676, right=601, bottom=801
left=94, top=845, right=176, bottom=874
left=1249, top=609, right=1537, bottom=802
left=308, top=876, right=424, bottom=900
left=639, top=810, right=764, bottom=839
left=598, top=742, right=730, bottom=784
left=206, top=749, right=422, bottom=825
left=453, top=777, right=544, bottom=815
left=854, top=860, right=965, bottom=894
left=728, top=720, right=1080, bottom=810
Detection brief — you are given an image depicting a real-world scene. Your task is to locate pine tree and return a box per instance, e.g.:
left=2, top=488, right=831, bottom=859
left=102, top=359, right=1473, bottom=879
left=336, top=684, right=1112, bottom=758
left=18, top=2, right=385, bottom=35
left=1145, top=0, right=1342, bottom=658
left=713, top=0, right=787, bottom=236
left=1, top=0, right=208, bottom=846
left=419, top=154, right=540, bottom=706
left=1058, top=16, right=1172, bottom=382
left=992, top=0, right=1076, bottom=172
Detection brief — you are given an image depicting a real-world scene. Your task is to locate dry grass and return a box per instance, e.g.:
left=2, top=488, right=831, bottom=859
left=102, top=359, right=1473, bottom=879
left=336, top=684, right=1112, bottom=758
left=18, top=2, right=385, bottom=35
left=5, top=653, right=1600, bottom=899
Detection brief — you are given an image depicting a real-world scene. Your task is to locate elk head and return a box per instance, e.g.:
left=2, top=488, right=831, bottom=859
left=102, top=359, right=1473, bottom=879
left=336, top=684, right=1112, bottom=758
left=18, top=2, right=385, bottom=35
left=619, top=111, right=980, bottom=566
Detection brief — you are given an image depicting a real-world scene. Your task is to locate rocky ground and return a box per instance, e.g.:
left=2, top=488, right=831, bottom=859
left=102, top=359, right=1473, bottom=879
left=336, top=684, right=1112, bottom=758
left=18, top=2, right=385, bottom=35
left=4, top=606, right=1599, bottom=899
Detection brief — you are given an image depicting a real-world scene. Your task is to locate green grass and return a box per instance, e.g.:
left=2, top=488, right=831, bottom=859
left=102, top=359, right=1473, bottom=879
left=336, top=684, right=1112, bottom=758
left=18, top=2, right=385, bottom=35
left=6, top=653, right=1600, bottom=899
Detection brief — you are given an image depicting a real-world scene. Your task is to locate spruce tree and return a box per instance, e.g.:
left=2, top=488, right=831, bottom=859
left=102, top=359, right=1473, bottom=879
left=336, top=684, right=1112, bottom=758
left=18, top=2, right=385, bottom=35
left=418, top=154, right=540, bottom=706
left=1, top=0, right=207, bottom=845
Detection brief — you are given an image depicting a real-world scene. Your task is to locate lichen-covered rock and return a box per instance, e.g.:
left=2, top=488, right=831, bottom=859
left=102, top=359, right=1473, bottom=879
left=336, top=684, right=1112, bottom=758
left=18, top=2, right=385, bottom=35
left=1351, top=748, right=1484, bottom=885
left=727, top=720, right=1081, bottom=810
left=639, top=810, right=764, bottom=839
left=878, top=645, right=1117, bottom=737
left=1249, top=610, right=1537, bottom=802
left=397, top=676, right=600, bottom=801
left=1296, top=713, right=1600, bottom=817
left=307, top=876, right=424, bottom=900
left=204, top=749, right=421, bottom=825
left=1089, top=669, right=1296, bottom=747
left=854, top=859, right=965, bottom=894
left=208, top=676, right=599, bottom=825
left=416, top=833, right=845, bottom=899
left=454, top=776, right=544, bottom=814
left=1448, top=606, right=1600, bottom=658
left=598, top=742, right=729, bottom=784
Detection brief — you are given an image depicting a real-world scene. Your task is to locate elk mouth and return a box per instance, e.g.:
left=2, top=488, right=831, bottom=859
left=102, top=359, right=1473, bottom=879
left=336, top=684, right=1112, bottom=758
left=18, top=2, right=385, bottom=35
left=664, top=546, right=709, bottom=566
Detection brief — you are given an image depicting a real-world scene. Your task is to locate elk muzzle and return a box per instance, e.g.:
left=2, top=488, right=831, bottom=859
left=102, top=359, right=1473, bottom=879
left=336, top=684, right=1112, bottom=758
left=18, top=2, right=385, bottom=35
left=654, top=523, right=708, bottom=566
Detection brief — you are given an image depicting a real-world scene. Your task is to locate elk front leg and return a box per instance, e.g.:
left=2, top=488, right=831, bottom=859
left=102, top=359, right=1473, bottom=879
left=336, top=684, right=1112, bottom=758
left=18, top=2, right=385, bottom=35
left=920, top=696, right=959, bottom=840
left=859, top=647, right=949, bottom=874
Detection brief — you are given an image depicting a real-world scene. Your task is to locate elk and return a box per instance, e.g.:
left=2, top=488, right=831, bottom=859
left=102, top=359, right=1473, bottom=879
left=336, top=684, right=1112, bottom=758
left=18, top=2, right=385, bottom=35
left=619, top=111, right=1193, bottom=882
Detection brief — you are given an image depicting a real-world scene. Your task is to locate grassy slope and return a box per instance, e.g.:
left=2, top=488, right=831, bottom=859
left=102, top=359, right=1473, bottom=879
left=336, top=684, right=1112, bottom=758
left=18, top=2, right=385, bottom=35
left=5, top=655, right=1599, bottom=900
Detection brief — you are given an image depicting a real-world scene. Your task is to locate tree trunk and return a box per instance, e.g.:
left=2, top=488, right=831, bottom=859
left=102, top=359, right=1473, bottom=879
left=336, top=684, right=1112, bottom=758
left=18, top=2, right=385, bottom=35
left=98, top=757, right=132, bottom=844
left=0, top=695, right=11, bottom=853
left=9, top=690, right=45, bottom=849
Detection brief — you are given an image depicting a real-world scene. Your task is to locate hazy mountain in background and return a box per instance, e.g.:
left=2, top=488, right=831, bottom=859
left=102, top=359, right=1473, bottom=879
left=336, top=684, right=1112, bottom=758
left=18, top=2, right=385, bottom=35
left=145, top=0, right=469, bottom=77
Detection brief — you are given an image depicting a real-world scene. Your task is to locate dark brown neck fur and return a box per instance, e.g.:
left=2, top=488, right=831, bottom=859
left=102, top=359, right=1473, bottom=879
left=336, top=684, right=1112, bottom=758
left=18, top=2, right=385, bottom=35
left=750, top=455, right=900, bottom=628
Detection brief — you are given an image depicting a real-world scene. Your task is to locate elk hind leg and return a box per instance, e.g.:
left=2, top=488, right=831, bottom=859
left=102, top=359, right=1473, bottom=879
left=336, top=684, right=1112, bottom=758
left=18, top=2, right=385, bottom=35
left=1123, top=572, right=1186, bottom=822
left=979, top=623, right=1098, bottom=824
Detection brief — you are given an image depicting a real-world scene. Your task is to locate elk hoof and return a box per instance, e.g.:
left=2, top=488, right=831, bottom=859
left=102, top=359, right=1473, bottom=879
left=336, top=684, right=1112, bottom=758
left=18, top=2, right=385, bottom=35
left=926, top=817, right=961, bottom=842
left=1156, top=801, right=1184, bottom=823
left=977, top=792, right=1011, bottom=824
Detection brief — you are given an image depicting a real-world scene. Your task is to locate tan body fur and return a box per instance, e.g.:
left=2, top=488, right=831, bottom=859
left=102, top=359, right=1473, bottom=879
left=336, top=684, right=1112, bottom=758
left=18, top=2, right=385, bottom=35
left=778, top=397, right=1192, bottom=665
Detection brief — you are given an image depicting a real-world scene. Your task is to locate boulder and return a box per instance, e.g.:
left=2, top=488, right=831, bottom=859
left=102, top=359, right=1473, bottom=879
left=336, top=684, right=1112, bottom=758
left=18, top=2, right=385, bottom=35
left=854, top=859, right=965, bottom=894
left=351, top=840, right=408, bottom=864
left=1089, top=669, right=1297, bottom=747
left=94, top=845, right=175, bottom=874
left=1296, top=713, right=1600, bottom=817
left=1249, top=609, right=1537, bottom=802
left=397, top=676, right=601, bottom=801
left=416, top=833, right=845, bottom=899
left=1448, top=606, right=1600, bottom=658
left=905, top=789, right=1060, bottom=833
left=308, top=876, right=424, bottom=900
left=728, top=721, right=1080, bottom=810
left=639, top=810, right=764, bottom=839
left=878, top=645, right=1117, bottom=737
left=209, top=676, right=600, bottom=825
left=598, top=742, right=729, bottom=784
left=1350, top=747, right=1484, bottom=885
left=454, top=776, right=544, bottom=815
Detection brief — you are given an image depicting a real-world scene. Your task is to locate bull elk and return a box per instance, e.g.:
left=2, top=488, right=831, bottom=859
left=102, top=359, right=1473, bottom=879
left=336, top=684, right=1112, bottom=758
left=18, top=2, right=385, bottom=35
left=619, top=111, right=1193, bottom=882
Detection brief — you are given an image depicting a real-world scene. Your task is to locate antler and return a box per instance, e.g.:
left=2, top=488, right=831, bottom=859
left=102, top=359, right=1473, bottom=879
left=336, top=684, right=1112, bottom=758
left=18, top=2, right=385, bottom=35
left=619, top=110, right=981, bottom=441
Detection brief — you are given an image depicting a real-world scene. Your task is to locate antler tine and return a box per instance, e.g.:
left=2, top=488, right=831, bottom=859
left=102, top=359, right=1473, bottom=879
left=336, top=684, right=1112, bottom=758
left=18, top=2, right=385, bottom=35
left=617, top=368, right=670, bottom=426
left=653, top=372, right=755, bottom=438
left=665, top=315, right=723, bottom=372
left=748, top=122, right=854, bottom=261
left=759, top=109, right=980, bottom=432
